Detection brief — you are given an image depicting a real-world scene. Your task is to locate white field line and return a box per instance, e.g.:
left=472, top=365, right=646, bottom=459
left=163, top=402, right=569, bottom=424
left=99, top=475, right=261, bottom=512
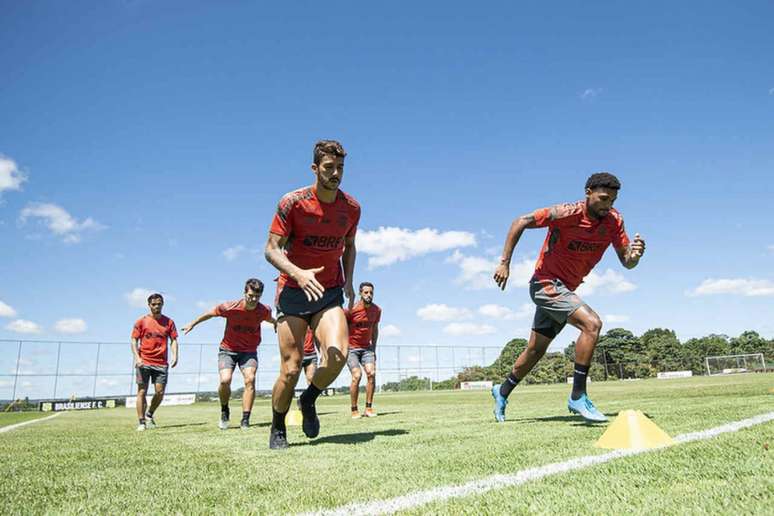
left=306, top=411, right=774, bottom=516
left=0, top=412, right=62, bottom=434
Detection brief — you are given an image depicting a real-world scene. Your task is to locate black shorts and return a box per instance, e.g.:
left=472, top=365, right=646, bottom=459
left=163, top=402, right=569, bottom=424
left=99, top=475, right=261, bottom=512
left=276, top=286, right=344, bottom=323
left=136, top=365, right=168, bottom=386
left=218, top=348, right=258, bottom=371
left=301, top=352, right=318, bottom=368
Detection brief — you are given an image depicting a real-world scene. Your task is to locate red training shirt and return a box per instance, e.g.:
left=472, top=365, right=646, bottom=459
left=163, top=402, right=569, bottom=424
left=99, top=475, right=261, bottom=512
left=303, top=329, right=316, bottom=355
left=345, top=302, right=381, bottom=350
left=269, top=186, right=360, bottom=290
left=215, top=299, right=272, bottom=353
left=131, top=315, right=178, bottom=367
left=532, top=200, right=630, bottom=291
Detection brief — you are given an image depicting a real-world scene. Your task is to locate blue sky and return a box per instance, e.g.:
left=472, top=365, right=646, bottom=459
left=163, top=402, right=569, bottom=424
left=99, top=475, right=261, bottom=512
left=1, top=2, right=773, bottom=397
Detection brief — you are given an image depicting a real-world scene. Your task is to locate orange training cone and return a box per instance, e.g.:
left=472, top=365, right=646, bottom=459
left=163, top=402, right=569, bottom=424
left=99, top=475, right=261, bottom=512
left=285, top=409, right=303, bottom=427
left=595, top=410, right=674, bottom=450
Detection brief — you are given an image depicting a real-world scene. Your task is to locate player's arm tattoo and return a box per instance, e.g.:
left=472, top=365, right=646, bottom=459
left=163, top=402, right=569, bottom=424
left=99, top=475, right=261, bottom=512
left=500, top=212, right=537, bottom=264
left=264, top=232, right=302, bottom=279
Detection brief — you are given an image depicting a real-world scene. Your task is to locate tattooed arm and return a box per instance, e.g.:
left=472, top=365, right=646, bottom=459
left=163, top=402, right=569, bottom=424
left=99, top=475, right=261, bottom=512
left=493, top=211, right=546, bottom=290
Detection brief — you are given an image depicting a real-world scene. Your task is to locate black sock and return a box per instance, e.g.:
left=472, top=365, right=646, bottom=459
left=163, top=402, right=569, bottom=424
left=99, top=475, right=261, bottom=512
left=366, top=402, right=372, bottom=408
left=571, top=363, right=590, bottom=400
left=272, top=409, right=287, bottom=432
left=499, top=372, right=521, bottom=398
left=139, top=418, right=145, bottom=425
left=241, top=411, right=250, bottom=422
left=300, top=383, right=323, bottom=406
left=221, top=404, right=229, bottom=417
left=146, top=411, right=153, bottom=419
left=351, top=405, right=358, bottom=412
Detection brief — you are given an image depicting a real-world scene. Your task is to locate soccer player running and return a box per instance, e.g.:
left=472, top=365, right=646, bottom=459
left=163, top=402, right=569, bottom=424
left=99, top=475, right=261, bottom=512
left=265, top=139, right=360, bottom=449
left=346, top=282, right=381, bottom=419
left=182, top=279, right=276, bottom=430
left=491, top=173, right=645, bottom=423
left=130, top=293, right=178, bottom=431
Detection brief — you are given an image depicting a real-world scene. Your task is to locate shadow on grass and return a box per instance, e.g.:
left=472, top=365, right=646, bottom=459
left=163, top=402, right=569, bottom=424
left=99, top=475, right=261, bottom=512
left=513, top=414, right=615, bottom=427
left=291, top=428, right=409, bottom=447
left=372, top=411, right=402, bottom=417
left=156, top=422, right=209, bottom=430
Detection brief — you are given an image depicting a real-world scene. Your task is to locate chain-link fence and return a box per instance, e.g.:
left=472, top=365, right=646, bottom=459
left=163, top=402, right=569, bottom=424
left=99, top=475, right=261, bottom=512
left=0, top=339, right=503, bottom=402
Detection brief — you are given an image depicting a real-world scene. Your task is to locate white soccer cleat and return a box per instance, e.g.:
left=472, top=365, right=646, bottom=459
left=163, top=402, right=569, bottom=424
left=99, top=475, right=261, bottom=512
left=145, top=416, right=157, bottom=429
left=136, top=423, right=146, bottom=432
left=218, top=418, right=229, bottom=430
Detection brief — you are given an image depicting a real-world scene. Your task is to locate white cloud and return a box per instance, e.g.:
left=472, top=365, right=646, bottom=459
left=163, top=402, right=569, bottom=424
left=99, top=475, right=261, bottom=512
left=417, top=304, right=472, bottom=322
left=446, top=250, right=535, bottom=290
left=380, top=324, right=401, bottom=337
left=767, top=245, right=774, bottom=253
left=19, top=203, right=105, bottom=243
left=54, top=318, right=87, bottom=334
left=688, top=278, right=774, bottom=297
left=0, top=155, right=27, bottom=195
left=478, top=303, right=532, bottom=320
left=580, top=88, right=603, bottom=100
left=443, top=322, right=497, bottom=336
left=357, top=227, right=476, bottom=269
left=575, top=269, right=637, bottom=296
left=222, top=245, right=246, bottom=261
left=603, top=314, right=630, bottom=324
left=125, top=288, right=169, bottom=308
left=0, top=300, right=17, bottom=318
left=5, top=319, right=42, bottom=334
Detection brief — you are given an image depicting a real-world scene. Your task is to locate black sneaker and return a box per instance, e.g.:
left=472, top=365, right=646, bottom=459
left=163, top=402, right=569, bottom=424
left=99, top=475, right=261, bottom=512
left=240, top=419, right=250, bottom=430
left=269, top=427, right=288, bottom=449
left=297, top=398, right=320, bottom=439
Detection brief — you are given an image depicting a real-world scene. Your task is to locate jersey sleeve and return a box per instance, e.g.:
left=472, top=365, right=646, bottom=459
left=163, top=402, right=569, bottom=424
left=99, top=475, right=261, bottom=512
left=214, top=302, right=229, bottom=317
left=260, top=304, right=272, bottom=322
left=532, top=203, right=580, bottom=228
left=131, top=319, right=143, bottom=339
left=344, top=308, right=352, bottom=322
left=611, top=215, right=630, bottom=251
left=168, top=319, right=179, bottom=340
left=346, top=204, right=361, bottom=239
left=270, top=195, right=295, bottom=237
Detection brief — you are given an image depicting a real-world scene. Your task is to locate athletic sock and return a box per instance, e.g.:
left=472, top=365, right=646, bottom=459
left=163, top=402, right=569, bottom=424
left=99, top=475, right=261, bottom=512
left=241, top=411, right=250, bottom=422
left=221, top=404, right=229, bottom=418
left=272, top=409, right=287, bottom=432
left=146, top=411, right=153, bottom=419
left=299, top=383, right=323, bottom=406
left=139, top=418, right=145, bottom=425
left=365, top=403, right=372, bottom=408
left=351, top=405, right=358, bottom=412
left=499, top=372, right=521, bottom=398
left=571, top=363, right=590, bottom=401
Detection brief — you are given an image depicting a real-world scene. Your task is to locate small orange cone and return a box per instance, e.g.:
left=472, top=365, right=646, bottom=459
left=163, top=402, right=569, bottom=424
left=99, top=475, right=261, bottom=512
left=285, top=409, right=303, bottom=426
left=768, top=387, right=774, bottom=394
left=595, top=410, right=674, bottom=450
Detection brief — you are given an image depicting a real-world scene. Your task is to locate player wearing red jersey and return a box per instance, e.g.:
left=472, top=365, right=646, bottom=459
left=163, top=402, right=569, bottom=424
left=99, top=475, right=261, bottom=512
left=346, top=282, right=380, bottom=418
left=130, top=293, right=178, bottom=431
left=491, top=173, right=645, bottom=423
left=265, top=140, right=360, bottom=449
left=182, top=279, right=276, bottom=430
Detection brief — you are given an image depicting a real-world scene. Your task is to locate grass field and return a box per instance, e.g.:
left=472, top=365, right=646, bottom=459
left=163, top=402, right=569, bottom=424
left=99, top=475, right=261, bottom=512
left=2, top=374, right=772, bottom=514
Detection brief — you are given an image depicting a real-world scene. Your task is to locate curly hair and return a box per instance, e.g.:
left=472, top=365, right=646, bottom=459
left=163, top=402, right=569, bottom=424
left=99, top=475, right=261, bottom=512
left=244, top=278, right=264, bottom=293
left=585, top=172, right=621, bottom=191
left=313, top=140, right=347, bottom=165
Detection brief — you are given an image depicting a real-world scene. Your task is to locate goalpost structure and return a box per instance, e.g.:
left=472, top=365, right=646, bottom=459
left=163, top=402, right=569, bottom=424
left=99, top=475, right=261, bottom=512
left=704, top=353, right=767, bottom=376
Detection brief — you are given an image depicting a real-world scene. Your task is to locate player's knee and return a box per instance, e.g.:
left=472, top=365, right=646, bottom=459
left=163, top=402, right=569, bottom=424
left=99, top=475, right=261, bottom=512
left=587, top=314, right=603, bottom=335
left=219, top=375, right=232, bottom=387
left=351, top=370, right=362, bottom=383
left=243, top=376, right=256, bottom=389
left=283, top=367, right=301, bottom=383
left=366, top=371, right=376, bottom=381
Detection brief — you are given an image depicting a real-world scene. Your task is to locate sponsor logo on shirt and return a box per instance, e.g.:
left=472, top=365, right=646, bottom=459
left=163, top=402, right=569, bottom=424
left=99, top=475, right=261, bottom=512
left=567, top=240, right=604, bottom=253
left=143, top=332, right=168, bottom=340
left=303, top=235, right=344, bottom=249
left=231, top=325, right=258, bottom=334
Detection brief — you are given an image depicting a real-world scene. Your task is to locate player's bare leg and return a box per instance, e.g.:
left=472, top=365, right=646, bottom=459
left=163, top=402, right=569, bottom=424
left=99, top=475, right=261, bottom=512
left=241, top=366, right=256, bottom=429
left=363, top=362, right=377, bottom=417
left=146, top=383, right=165, bottom=428
left=566, top=304, right=606, bottom=421
left=269, top=315, right=306, bottom=448
left=304, top=361, right=317, bottom=385
left=349, top=366, right=362, bottom=418
left=218, top=368, right=233, bottom=429
left=136, top=384, right=148, bottom=431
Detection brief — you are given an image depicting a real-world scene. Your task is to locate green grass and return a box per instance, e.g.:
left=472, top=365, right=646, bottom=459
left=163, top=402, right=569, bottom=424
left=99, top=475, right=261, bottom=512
left=1, top=374, right=772, bottom=514
left=0, top=411, right=51, bottom=428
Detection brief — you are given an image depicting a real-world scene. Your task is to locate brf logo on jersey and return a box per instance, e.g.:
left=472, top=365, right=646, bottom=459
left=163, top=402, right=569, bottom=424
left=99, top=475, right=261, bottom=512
left=303, top=235, right=344, bottom=249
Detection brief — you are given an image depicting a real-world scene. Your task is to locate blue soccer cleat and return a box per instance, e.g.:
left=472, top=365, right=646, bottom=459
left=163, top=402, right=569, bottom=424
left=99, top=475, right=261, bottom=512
left=568, top=394, right=608, bottom=422
left=491, top=385, right=508, bottom=423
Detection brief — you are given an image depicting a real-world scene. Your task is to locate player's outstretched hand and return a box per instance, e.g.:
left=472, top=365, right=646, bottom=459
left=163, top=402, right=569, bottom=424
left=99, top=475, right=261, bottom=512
left=631, top=233, right=646, bottom=259
left=344, top=282, right=355, bottom=310
left=297, top=266, right=325, bottom=302
left=494, top=263, right=510, bottom=290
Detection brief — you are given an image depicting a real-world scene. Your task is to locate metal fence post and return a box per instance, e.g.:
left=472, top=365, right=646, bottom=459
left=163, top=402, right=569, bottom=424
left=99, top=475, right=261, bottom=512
left=12, top=341, right=22, bottom=401
left=396, top=345, right=401, bottom=391
left=196, top=344, right=204, bottom=394
left=52, top=342, right=62, bottom=399
left=92, top=343, right=101, bottom=398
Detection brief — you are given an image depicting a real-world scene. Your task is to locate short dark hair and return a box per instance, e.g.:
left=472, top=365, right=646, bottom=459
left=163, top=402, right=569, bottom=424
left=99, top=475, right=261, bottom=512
left=359, top=282, right=374, bottom=292
left=585, top=172, right=621, bottom=191
left=244, top=278, right=264, bottom=293
left=147, top=293, right=164, bottom=304
left=313, top=140, right=347, bottom=165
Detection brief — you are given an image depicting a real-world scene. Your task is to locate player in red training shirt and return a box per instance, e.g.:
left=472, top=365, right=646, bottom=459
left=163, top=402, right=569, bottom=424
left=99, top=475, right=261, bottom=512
left=345, top=282, right=380, bottom=419
left=130, top=293, right=178, bottom=431
left=265, top=140, right=360, bottom=449
left=182, top=279, right=276, bottom=430
left=301, top=329, right=319, bottom=386
left=491, top=173, right=646, bottom=423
